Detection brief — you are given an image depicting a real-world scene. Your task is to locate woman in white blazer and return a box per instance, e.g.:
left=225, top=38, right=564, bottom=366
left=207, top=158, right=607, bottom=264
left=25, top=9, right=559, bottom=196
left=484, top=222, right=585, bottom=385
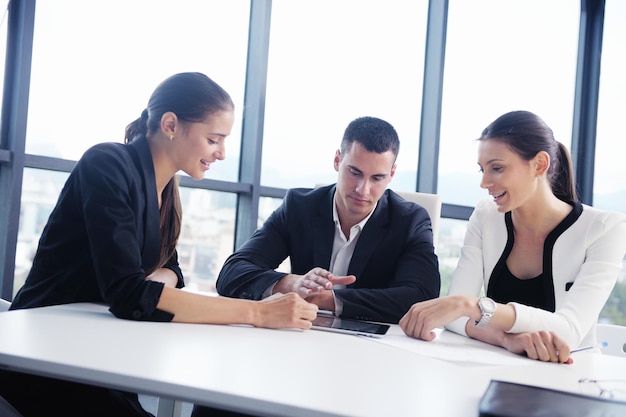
left=400, top=110, right=626, bottom=363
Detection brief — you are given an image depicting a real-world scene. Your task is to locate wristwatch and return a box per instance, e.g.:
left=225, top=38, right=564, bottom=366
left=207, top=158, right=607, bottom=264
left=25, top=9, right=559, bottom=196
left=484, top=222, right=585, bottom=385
left=475, top=297, right=497, bottom=328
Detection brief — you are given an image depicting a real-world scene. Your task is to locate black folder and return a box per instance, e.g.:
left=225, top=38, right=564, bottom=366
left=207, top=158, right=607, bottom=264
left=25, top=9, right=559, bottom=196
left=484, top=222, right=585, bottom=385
left=478, top=379, right=626, bottom=417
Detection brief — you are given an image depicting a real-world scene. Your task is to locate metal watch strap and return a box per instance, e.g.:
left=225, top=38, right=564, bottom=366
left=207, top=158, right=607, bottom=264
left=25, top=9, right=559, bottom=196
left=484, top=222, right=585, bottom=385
left=475, top=311, right=493, bottom=328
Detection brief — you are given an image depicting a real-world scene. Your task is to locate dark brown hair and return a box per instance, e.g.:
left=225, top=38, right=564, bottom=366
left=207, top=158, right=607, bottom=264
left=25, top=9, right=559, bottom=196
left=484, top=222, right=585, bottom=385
left=340, top=116, right=400, bottom=161
left=124, top=72, right=234, bottom=275
left=479, top=110, right=578, bottom=202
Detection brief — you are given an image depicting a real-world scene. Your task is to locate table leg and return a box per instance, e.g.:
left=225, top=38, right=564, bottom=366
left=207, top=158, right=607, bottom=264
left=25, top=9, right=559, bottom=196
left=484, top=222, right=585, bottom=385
left=157, top=398, right=183, bottom=417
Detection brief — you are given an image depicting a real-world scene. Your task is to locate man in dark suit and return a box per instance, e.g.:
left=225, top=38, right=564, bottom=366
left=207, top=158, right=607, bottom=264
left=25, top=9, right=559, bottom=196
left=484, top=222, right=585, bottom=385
left=216, top=116, right=440, bottom=323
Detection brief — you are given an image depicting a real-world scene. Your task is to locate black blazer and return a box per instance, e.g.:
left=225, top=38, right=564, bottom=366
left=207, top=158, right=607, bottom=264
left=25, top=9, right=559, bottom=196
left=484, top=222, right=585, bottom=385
left=217, top=185, right=440, bottom=323
left=11, top=136, right=182, bottom=321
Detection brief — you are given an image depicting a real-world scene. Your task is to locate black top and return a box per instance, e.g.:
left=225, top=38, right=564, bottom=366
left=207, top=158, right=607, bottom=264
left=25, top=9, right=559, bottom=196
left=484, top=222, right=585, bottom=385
left=487, top=202, right=583, bottom=312
left=492, top=264, right=547, bottom=310
left=11, top=136, right=184, bottom=321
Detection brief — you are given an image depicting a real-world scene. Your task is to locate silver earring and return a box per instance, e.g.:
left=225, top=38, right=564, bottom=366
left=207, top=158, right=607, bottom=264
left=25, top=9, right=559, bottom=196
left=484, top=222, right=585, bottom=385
left=169, top=135, right=174, bottom=141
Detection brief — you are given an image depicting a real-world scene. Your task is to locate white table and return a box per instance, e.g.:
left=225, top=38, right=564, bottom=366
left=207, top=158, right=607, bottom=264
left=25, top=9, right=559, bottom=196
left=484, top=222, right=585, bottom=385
left=1, top=303, right=625, bottom=417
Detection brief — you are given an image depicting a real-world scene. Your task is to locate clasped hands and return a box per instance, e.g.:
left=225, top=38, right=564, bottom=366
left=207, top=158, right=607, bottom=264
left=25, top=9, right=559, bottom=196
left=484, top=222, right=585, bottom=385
left=273, top=267, right=356, bottom=311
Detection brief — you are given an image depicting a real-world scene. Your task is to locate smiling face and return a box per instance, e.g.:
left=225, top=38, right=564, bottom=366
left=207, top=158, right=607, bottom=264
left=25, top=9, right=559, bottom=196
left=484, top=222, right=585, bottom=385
left=175, top=110, right=234, bottom=180
left=477, top=139, right=540, bottom=212
left=333, top=141, right=396, bottom=225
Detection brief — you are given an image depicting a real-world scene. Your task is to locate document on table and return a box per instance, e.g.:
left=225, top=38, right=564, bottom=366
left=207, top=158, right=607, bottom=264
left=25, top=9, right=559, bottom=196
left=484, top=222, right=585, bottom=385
left=370, top=328, right=531, bottom=366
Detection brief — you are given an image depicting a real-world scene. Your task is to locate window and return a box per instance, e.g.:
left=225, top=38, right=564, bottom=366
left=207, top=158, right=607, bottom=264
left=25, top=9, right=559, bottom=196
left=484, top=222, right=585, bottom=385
left=596, top=0, right=626, bottom=326
left=439, top=0, right=579, bottom=207
left=594, top=0, right=626, bottom=213
left=259, top=196, right=290, bottom=273
left=25, top=0, right=248, bottom=182
left=262, top=0, right=428, bottom=192
left=0, top=1, right=8, bottom=129
left=16, top=168, right=69, bottom=295
left=178, top=188, right=236, bottom=293
left=13, top=0, right=251, bottom=295
left=437, top=218, right=468, bottom=296
left=16, top=169, right=238, bottom=295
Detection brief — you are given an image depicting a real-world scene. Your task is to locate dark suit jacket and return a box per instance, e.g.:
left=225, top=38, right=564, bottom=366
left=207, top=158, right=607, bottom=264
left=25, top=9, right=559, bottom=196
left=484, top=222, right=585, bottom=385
left=217, top=185, right=440, bottom=323
left=11, top=136, right=183, bottom=321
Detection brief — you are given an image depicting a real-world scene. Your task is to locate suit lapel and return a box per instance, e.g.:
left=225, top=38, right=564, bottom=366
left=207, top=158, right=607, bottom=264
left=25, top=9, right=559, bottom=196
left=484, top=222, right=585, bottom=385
left=312, top=186, right=336, bottom=270
left=128, top=137, right=160, bottom=271
left=348, top=191, right=390, bottom=279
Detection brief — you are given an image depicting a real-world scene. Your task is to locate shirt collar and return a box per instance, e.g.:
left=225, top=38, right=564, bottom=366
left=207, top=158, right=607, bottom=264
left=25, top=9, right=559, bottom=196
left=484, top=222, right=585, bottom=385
left=332, top=191, right=377, bottom=230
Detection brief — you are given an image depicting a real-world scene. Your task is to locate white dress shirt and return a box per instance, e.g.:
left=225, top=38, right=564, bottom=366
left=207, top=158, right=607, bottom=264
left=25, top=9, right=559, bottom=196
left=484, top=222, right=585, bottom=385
left=329, top=193, right=376, bottom=315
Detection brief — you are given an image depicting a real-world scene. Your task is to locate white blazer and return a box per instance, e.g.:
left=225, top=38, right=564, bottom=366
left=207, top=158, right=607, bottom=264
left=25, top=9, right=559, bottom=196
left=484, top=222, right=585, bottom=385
left=445, top=198, right=626, bottom=348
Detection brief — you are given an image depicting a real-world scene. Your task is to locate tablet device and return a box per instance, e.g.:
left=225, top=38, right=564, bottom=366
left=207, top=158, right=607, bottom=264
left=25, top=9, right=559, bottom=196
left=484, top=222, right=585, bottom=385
left=311, top=314, right=390, bottom=338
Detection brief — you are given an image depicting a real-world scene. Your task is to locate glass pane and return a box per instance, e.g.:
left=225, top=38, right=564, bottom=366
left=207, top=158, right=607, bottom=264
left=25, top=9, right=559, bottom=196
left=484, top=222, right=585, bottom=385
left=16, top=169, right=236, bottom=296
left=600, top=263, right=626, bottom=326
left=597, top=0, right=626, bottom=327
left=594, top=0, right=626, bottom=213
left=439, top=0, right=579, bottom=207
left=15, top=168, right=69, bottom=296
left=178, top=188, right=236, bottom=293
left=0, top=1, right=8, bottom=126
left=262, top=0, right=428, bottom=192
left=258, top=196, right=284, bottom=229
left=258, top=196, right=290, bottom=273
left=437, top=218, right=468, bottom=296
left=25, top=0, right=248, bottom=182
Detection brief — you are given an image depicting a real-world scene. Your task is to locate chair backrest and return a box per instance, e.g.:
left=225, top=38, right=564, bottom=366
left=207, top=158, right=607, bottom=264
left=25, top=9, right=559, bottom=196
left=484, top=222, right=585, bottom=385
left=0, top=298, right=11, bottom=312
left=595, top=323, right=626, bottom=357
left=394, top=191, right=441, bottom=251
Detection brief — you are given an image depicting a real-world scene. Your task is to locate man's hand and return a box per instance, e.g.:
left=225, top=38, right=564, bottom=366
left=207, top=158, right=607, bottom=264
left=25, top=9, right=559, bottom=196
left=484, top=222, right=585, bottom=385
left=274, top=267, right=356, bottom=299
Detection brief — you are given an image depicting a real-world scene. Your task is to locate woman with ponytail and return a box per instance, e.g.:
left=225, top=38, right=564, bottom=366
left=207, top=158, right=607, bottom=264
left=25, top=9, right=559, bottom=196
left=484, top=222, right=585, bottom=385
left=400, top=110, right=626, bottom=364
left=1, top=72, right=317, bottom=417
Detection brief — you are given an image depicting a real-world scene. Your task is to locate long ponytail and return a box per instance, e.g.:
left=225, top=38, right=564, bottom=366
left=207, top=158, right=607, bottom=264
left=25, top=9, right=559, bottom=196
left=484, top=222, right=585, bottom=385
left=124, top=109, right=149, bottom=144
left=551, top=141, right=579, bottom=202
left=157, top=177, right=182, bottom=274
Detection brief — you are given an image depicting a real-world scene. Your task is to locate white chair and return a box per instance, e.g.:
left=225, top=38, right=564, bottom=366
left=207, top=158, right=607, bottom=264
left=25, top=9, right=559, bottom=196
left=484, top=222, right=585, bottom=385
left=395, top=191, right=441, bottom=251
left=595, top=323, right=626, bottom=357
left=0, top=298, right=11, bottom=312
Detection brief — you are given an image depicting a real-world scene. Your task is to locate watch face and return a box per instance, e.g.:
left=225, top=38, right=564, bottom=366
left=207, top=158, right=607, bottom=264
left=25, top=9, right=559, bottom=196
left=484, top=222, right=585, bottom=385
left=480, top=297, right=496, bottom=313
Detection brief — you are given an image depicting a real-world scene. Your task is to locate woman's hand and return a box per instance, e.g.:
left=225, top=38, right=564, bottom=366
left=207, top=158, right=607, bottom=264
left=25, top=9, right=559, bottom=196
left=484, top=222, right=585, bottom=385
left=400, top=295, right=477, bottom=341
left=254, top=292, right=319, bottom=330
left=503, top=330, right=572, bottom=364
